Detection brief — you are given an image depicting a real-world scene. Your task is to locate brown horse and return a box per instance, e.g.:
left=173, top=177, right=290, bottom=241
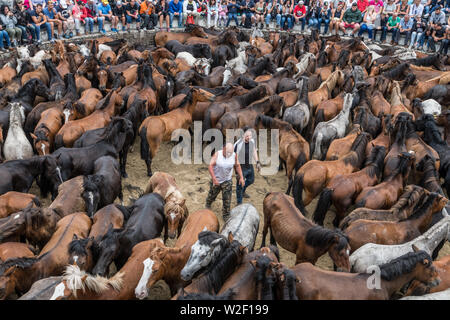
left=291, top=248, right=439, bottom=300
left=0, top=213, right=91, bottom=299
left=314, top=92, right=345, bottom=127
left=255, top=115, right=309, bottom=194
left=31, top=107, right=64, bottom=155
left=49, top=176, right=91, bottom=218
left=155, top=26, right=209, bottom=47
left=144, top=172, right=189, bottom=240
left=64, top=88, right=103, bottom=122
left=89, top=204, right=127, bottom=240
left=261, top=192, right=351, bottom=271
left=139, top=87, right=215, bottom=176
left=344, top=192, right=447, bottom=252
left=355, top=151, right=415, bottom=210
left=0, top=192, right=40, bottom=219
left=292, top=132, right=370, bottom=215
left=325, top=124, right=362, bottom=160
left=49, top=239, right=165, bottom=300
left=390, top=81, right=414, bottom=121
left=339, top=185, right=430, bottom=229
left=21, top=65, right=49, bottom=86
left=0, top=242, right=35, bottom=263
left=134, top=209, right=219, bottom=298
left=0, top=63, right=16, bottom=87
left=308, top=70, right=345, bottom=110
left=313, top=145, right=386, bottom=227
left=55, top=90, right=123, bottom=148
left=370, top=90, right=391, bottom=117
left=366, top=113, right=392, bottom=158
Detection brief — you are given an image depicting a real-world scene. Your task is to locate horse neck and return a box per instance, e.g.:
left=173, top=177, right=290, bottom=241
left=162, top=246, right=190, bottom=283
left=416, top=218, right=450, bottom=253
left=391, top=87, right=403, bottom=106
left=325, top=73, right=338, bottom=94
left=184, top=93, right=199, bottom=115
left=379, top=268, right=422, bottom=298
left=104, top=94, right=119, bottom=116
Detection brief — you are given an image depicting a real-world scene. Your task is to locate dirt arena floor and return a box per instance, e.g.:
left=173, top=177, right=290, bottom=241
left=30, top=136, right=450, bottom=300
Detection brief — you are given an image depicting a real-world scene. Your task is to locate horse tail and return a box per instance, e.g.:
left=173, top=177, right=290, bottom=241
left=314, top=109, right=325, bottom=128
left=313, top=188, right=333, bottom=226
left=139, top=126, right=149, bottom=161
left=292, top=173, right=308, bottom=215
left=312, top=132, right=322, bottom=160
left=115, top=204, right=132, bottom=222
left=293, top=151, right=306, bottom=177
left=213, top=51, right=220, bottom=68
left=54, top=134, right=64, bottom=150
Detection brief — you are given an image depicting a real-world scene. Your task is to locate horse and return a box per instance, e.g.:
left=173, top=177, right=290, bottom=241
left=282, top=76, right=310, bottom=135
left=411, top=98, right=442, bottom=120
left=165, top=40, right=212, bottom=60
left=339, top=185, right=431, bottom=229
left=254, top=116, right=309, bottom=194
left=144, top=172, right=188, bottom=240
left=0, top=156, right=47, bottom=195
left=67, top=235, right=96, bottom=272
left=0, top=242, right=35, bottom=263
left=63, top=88, right=103, bottom=122
left=313, top=145, right=386, bottom=227
left=89, top=205, right=130, bottom=241
left=292, top=248, right=439, bottom=300
left=311, top=93, right=354, bottom=160
left=365, top=113, right=392, bottom=158
left=139, top=87, right=215, bottom=176
left=349, top=211, right=450, bottom=273
left=390, top=81, right=414, bottom=121
left=3, top=103, right=33, bottom=161
left=134, top=209, right=219, bottom=298
left=261, top=192, right=351, bottom=271
left=18, top=276, right=62, bottom=300
left=354, top=151, right=415, bottom=210
left=43, top=59, right=65, bottom=101
left=91, top=193, right=166, bottom=276
left=308, top=70, right=345, bottom=109
left=220, top=203, right=260, bottom=252
left=292, top=131, right=370, bottom=215
left=416, top=155, right=445, bottom=196
left=31, top=107, right=64, bottom=155
left=155, top=25, right=209, bottom=47
left=325, top=124, right=362, bottom=161
left=0, top=213, right=91, bottom=299
left=383, top=113, right=409, bottom=178
left=344, top=192, right=447, bottom=253
left=0, top=192, right=40, bottom=219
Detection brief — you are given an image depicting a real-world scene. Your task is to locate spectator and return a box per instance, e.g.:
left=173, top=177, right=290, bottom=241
left=29, top=0, right=46, bottom=10
left=408, top=0, right=424, bottom=17
left=98, top=0, right=115, bottom=33
left=357, top=0, right=369, bottom=12
left=0, top=4, right=22, bottom=47
left=155, top=0, right=170, bottom=30
left=112, top=0, right=126, bottom=31
left=427, top=22, right=445, bottom=52
left=368, top=0, right=383, bottom=12
left=339, top=1, right=362, bottom=36
left=386, top=11, right=400, bottom=44
left=383, top=0, right=397, bottom=15
left=218, top=0, right=227, bottom=26
left=409, top=15, right=426, bottom=49
left=85, top=0, right=104, bottom=34
left=318, top=1, right=332, bottom=34
left=265, top=0, right=281, bottom=28
left=358, top=5, right=377, bottom=40
left=43, top=1, right=63, bottom=39
left=396, top=0, right=410, bottom=16
left=374, top=11, right=388, bottom=41
left=440, top=26, right=449, bottom=54
left=280, top=0, right=293, bottom=30
left=226, top=0, right=239, bottom=26
left=183, top=0, right=199, bottom=25
left=394, top=13, right=412, bottom=45
left=71, top=0, right=85, bottom=36
left=30, top=3, right=52, bottom=42
left=0, top=25, right=11, bottom=51
left=207, top=0, right=219, bottom=27
left=240, top=0, right=255, bottom=28
left=308, top=0, right=321, bottom=30
left=429, top=5, right=445, bottom=27
left=330, top=1, right=345, bottom=34
left=293, top=0, right=306, bottom=30
left=140, top=0, right=157, bottom=30
left=14, top=0, right=33, bottom=44
left=254, top=0, right=265, bottom=28
left=169, top=0, right=183, bottom=28
left=125, top=0, right=141, bottom=30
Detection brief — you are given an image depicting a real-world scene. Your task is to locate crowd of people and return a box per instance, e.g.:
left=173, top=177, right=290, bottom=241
left=0, top=0, right=449, bottom=52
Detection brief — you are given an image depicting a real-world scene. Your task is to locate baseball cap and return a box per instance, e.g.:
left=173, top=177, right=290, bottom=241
left=116, top=0, right=122, bottom=4
left=299, top=0, right=304, bottom=4
left=102, top=0, right=108, bottom=4
left=352, top=2, right=357, bottom=5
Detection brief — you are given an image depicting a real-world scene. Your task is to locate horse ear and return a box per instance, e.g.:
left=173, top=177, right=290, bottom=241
left=72, top=234, right=79, bottom=241
left=412, top=244, right=420, bottom=252
left=30, top=133, right=37, bottom=140
left=227, top=231, right=234, bottom=242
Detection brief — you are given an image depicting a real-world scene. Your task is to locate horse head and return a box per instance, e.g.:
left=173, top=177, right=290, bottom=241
left=91, top=224, right=124, bottom=276
left=40, top=154, right=64, bottom=200
left=83, top=175, right=102, bottom=217
left=68, top=235, right=96, bottom=271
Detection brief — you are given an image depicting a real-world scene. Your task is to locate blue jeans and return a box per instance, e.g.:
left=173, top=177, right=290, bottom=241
left=318, top=18, right=330, bottom=34
left=265, top=13, right=281, bottom=26
left=0, top=30, right=10, bottom=48
left=308, top=17, right=319, bottom=28
left=17, top=25, right=27, bottom=41
left=381, top=26, right=397, bottom=42
left=295, top=16, right=306, bottom=30
left=97, top=16, right=104, bottom=30
left=358, top=23, right=374, bottom=39
left=226, top=12, right=239, bottom=26
left=169, top=12, right=183, bottom=27
left=440, top=38, right=449, bottom=54
left=85, top=17, right=94, bottom=32
left=281, top=16, right=293, bottom=29
left=32, top=22, right=51, bottom=41
left=27, top=24, right=37, bottom=40
left=236, top=167, right=255, bottom=205
left=125, top=15, right=140, bottom=24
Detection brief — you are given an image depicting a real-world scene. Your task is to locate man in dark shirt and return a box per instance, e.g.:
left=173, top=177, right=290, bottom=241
left=428, top=22, right=446, bottom=52
left=234, top=128, right=261, bottom=205
left=112, top=0, right=127, bottom=31
left=29, top=3, right=52, bottom=43
left=125, top=0, right=141, bottom=31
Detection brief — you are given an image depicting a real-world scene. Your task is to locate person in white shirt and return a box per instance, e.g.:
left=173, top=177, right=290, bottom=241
left=183, top=0, right=198, bottom=24
left=408, top=0, right=423, bottom=18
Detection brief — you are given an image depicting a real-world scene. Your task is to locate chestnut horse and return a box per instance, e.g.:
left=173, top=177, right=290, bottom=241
left=0, top=242, right=35, bottom=263
left=134, top=209, right=219, bottom=298
left=0, top=192, right=40, bottom=219
left=63, top=88, right=103, bottom=122
left=155, top=25, right=209, bottom=47
left=261, top=192, right=351, bottom=271
left=139, top=87, right=215, bottom=176
left=308, top=70, right=345, bottom=110
left=144, top=172, right=189, bottom=240
left=31, top=107, right=64, bottom=155
left=325, top=124, right=362, bottom=160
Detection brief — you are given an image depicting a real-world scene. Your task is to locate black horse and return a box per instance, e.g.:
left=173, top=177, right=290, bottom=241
left=165, top=40, right=212, bottom=59
left=5, top=78, right=53, bottom=116
left=91, top=193, right=166, bottom=276
left=43, top=59, right=65, bottom=100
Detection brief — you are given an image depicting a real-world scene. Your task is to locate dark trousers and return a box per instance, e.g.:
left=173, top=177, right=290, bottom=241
left=141, top=13, right=158, bottom=29
left=226, top=13, right=239, bottom=26
left=236, top=166, right=255, bottom=205
left=206, top=180, right=233, bottom=220
left=395, top=30, right=411, bottom=45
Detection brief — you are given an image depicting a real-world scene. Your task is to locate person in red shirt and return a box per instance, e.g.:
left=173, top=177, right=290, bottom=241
left=357, top=0, right=369, bottom=13
left=293, top=0, right=306, bottom=30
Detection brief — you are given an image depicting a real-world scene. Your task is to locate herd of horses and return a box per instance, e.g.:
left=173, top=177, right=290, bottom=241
left=0, top=24, right=449, bottom=300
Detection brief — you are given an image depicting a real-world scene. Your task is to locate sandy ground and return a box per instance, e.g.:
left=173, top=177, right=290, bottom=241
left=31, top=137, right=450, bottom=300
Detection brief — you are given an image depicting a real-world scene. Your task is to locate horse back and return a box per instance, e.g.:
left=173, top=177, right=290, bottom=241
left=175, top=209, right=219, bottom=249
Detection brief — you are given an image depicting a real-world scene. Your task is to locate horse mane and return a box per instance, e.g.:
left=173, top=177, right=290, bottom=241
left=412, top=54, right=439, bottom=67
left=337, top=50, right=350, bottom=69
left=279, top=267, right=298, bottom=300
left=197, top=231, right=226, bottom=246
left=62, top=264, right=123, bottom=297
left=402, top=73, right=416, bottom=91
left=34, top=127, right=49, bottom=142
left=391, top=185, right=427, bottom=214
left=237, top=86, right=267, bottom=106
left=175, top=89, right=194, bottom=109
left=386, top=152, right=413, bottom=179
left=0, top=256, right=39, bottom=275
left=378, top=250, right=432, bottom=281
left=177, top=288, right=236, bottom=300
left=164, top=188, right=187, bottom=219
left=343, top=132, right=369, bottom=167
left=317, top=51, right=328, bottom=67
left=68, top=238, right=90, bottom=257
left=419, top=156, right=444, bottom=195
left=382, top=63, right=410, bottom=79
left=97, top=91, right=113, bottom=110
left=254, top=255, right=277, bottom=300
left=364, top=146, right=386, bottom=179
left=305, top=226, right=349, bottom=251
left=256, top=115, right=293, bottom=131
left=405, top=192, right=439, bottom=221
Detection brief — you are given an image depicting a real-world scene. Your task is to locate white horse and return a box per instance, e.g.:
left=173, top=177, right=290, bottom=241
left=413, top=98, right=442, bottom=117
left=222, top=67, right=233, bottom=86
left=225, top=50, right=247, bottom=75
left=282, top=76, right=310, bottom=133
left=350, top=208, right=450, bottom=273
left=79, top=44, right=90, bottom=57
left=393, top=48, right=417, bottom=60
left=3, top=102, right=33, bottom=161
left=220, top=203, right=260, bottom=251
left=16, top=48, right=50, bottom=73
left=193, top=58, right=212, bottom=75
left=400, top=288, right=450, bottom=300
left=294, top=52, right=315, bottom=79
left=311, top=93, right=353, bottom=160
left=176, top=52, right=197, bottom=66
